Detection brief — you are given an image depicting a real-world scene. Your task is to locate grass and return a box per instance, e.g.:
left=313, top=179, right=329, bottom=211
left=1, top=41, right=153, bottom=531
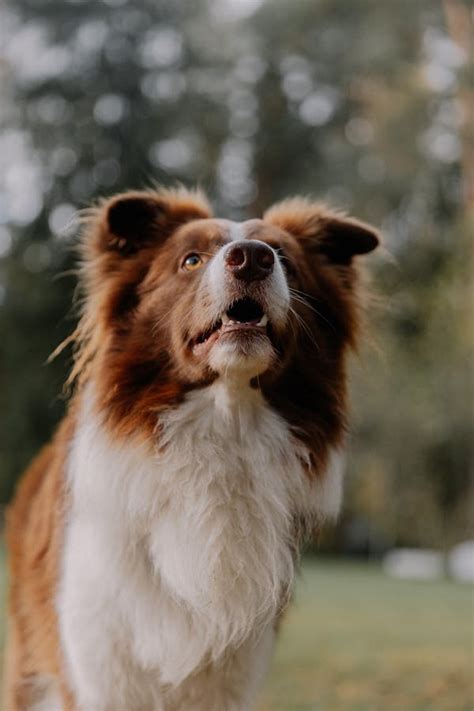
left=258, top=559, right=473, bottom=711
left=0, top=553, right=472, bottom=710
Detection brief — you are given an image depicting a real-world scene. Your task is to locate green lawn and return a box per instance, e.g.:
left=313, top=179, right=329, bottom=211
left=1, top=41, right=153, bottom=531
left=259, top=559, right=473, bottom=711
left=0, top=553, right=472, bottom=710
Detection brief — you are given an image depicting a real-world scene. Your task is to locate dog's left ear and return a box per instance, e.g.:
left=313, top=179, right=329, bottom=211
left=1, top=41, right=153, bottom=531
left=264, top=199, right=379, bottom=264
left=314, top=212, right=379, bottom=264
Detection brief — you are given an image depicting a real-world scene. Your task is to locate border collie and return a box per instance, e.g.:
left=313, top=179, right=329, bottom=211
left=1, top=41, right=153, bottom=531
left=4, top=187, right=378, bottom=710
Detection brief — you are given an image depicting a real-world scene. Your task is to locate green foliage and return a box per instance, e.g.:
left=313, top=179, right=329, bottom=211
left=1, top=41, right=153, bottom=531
left=0, top=0, right=471, bottom=547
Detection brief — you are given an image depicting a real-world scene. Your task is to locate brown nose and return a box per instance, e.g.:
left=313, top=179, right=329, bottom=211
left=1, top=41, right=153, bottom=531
left=225, top=240, right=275, bottom=282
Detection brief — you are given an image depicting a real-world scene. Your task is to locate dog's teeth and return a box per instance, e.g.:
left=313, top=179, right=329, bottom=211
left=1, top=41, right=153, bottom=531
left=258, top=314, right=268, bottom=327
left=221, top=313, right=230, bottom=324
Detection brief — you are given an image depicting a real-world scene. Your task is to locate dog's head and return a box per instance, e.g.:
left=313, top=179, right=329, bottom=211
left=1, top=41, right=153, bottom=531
left=74, top=187, right=378, bottom=464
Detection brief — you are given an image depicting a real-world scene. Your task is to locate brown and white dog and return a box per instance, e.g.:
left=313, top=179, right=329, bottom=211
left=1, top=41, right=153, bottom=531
left=4, top=187, right=379, bottom=711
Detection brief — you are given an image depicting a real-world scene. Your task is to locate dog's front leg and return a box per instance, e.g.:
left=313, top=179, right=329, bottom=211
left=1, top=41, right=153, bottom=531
left=57, top=518, right=165, bottom=711
left=166, top=623, right=276, bottom=711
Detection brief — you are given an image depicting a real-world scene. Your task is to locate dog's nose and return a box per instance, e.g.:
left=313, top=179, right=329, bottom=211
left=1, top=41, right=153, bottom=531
left=225, top=240, right=274, bottom=282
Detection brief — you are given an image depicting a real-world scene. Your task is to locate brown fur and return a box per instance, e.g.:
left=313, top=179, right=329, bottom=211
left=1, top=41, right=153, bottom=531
left=4, top=414, right=77, bottom=709
left=4, top=187, right=378, bottom=708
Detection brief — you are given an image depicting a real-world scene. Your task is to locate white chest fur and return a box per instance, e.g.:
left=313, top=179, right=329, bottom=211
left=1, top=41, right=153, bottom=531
left=58, top=382, right=343, bottom=708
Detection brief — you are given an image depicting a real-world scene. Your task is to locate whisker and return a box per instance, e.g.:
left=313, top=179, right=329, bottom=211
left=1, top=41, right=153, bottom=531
left=151, top=305, right=180, bottom=335
left=289, top=289, right=336, bottom=333
left=287, top=310, right=300, bottom=348
left=287, top=305, right=321, bottom=352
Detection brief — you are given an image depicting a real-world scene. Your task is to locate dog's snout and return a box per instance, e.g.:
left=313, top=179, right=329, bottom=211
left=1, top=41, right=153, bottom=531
left=225, top=240, right=274, bottom=282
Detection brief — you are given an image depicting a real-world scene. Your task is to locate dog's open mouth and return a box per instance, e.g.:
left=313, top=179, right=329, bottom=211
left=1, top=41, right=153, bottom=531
left=191, top=298, right=269, bottom=355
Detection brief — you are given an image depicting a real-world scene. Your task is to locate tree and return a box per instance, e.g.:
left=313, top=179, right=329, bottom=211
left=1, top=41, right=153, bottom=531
left=0, top=0, right=470, bottom=550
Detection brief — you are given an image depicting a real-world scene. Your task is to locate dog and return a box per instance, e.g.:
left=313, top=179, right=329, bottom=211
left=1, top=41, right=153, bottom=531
left=4, top=187, right=379, bottom=710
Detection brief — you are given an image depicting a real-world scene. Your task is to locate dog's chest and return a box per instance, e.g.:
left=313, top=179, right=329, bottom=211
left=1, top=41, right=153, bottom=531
left=59, top=383, right=312, bottom=687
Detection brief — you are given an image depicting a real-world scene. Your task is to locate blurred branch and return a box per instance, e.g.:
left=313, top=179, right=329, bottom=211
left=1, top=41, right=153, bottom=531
left=442, top=0, right=474, bottom=214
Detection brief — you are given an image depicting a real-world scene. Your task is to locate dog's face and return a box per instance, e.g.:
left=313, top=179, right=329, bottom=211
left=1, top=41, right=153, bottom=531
left=171, top=218, right=290, bottom=380
left=77, top=188, right=378, bottom=464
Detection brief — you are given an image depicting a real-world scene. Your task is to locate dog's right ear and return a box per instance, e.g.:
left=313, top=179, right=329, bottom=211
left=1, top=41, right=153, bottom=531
left=105, top=195, right=164, bottom=255
left=88, top=188, right=212, bottom=258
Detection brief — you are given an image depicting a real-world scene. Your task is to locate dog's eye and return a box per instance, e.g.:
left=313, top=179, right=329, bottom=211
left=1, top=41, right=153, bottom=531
left=182, top=253, right=203, bottom=271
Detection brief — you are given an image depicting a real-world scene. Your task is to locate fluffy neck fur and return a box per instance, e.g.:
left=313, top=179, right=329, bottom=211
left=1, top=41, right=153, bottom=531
left=62, top=379, right=341, bottom=688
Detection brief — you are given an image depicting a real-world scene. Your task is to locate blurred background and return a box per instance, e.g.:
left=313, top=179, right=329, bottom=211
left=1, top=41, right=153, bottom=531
left=0, top=0, right=472, bottom=709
